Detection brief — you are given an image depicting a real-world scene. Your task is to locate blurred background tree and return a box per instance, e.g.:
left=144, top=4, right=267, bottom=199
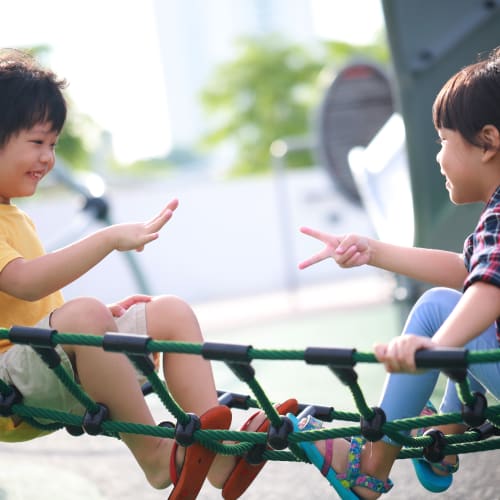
left=200, top=34, right=389, bottom=176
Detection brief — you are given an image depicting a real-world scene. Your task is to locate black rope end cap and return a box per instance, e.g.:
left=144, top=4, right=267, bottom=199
left=422, top=428, right=447, bottom=463
left=360, top=406, right=386, bottom=442
left=268, top=415, right=294, bottom=450
left=462, top=392, right=487, bottom=427
left=175, top=413, right=201, bottom=447
left=83, top=403, right=109, bottom=435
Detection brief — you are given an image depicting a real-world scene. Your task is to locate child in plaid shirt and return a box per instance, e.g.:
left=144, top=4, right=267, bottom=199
left=293, top=47, right=500, bottom=499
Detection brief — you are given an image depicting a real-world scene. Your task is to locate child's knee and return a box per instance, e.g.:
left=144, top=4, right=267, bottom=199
left=146, top=295, right=199, bottom=339
left=51, top=297, right=116, bottom=333
left=412, top=287, right=462, bottom=320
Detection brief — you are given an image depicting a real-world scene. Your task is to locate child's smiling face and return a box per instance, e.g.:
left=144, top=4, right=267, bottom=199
left=0, top=122, right=58, bottom=204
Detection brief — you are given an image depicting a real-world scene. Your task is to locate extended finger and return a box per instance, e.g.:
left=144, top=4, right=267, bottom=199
left=146, top=208, right=173, bottom=231
left=166, top=198, right=179, bottom=212
left=298, top=249, right=330, bottom=269
left=300, top=226, right=332, bottom=243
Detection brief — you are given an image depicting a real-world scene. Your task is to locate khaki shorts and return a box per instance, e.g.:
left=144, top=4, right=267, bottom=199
left=0, top=302, right=148, bottom=425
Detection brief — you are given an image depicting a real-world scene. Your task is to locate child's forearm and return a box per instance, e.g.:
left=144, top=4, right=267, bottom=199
left=368, top=239, right=467, bottom=288
left=434, top=281, right=500, bottom=347
left=0, top=227, right=116, bottom=300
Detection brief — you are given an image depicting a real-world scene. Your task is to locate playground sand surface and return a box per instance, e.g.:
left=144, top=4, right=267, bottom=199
left=1, top=276, right=499, bottom=499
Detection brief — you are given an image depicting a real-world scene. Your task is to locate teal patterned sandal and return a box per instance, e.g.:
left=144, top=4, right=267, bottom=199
left=288, top=413, right=393, bottom=499
left=411, top=400, right=459, bottom=493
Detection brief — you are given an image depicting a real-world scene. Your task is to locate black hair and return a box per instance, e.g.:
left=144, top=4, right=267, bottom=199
left=0, top=48, right=67, bottom=148
left=433, top=47, right=500, bottom=150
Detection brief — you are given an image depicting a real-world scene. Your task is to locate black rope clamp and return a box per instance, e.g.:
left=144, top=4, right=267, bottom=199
left=422, top=428, right=447, bottom=463
left=217, top=391, right=251, bottom=410
left=415, top=348, right=468, bottom=383
left=83, top=403, right=109, bottom=435
left=360, top=406, right=386, bottom=442
left=267, top=415, right=294, bottom=450
left=202, top=342, right=252, bottom=363
left=174, top=413, right=201, bottom=446
left=9, top=326, right=55, bottom=347
left=65, top=425, right=85, bottom=437
left=0, top=385, right=22, bottom=416
left=472, top=422, right=500, bottom=440
left=34, top=347, right=62, bottom=369
left=102, top=332, right=151, bottom=355
left=245, top=443, right=267, bottom=465
left=296, top=404, right=333, bottom=421
left=305, top=347, right=359, bottom=386
left=462, top=392, right=487, bottom=427
left=227, top=362, right=256, bottom=383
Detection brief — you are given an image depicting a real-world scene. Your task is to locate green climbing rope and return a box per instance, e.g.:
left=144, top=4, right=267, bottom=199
left=1, top=326, right=500, bottom=465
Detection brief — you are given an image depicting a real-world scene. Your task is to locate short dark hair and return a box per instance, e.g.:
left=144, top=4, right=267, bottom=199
left=433, top=47, right=500, bottom=150
left=0, top=48, right=67, bottom=148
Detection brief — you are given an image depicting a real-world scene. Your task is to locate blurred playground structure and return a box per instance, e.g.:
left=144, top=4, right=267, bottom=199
left=27, top=0, right=500, bottom=315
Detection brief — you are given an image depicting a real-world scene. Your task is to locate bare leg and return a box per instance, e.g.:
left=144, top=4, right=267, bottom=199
left=145, top=295, right=270, bottom=488
left=145, top=295, right=219, bottom=413
left=52, top=297, right=174, bottom=489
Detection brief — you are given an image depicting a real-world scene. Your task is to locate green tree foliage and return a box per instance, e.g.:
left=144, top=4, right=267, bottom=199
left=200, top=34, right=389, bottom=176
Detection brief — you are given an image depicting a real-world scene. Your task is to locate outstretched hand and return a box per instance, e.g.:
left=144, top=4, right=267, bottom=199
left=298, top=226, right=371, bottom=270
left=110, top=198, right=179, bottom=252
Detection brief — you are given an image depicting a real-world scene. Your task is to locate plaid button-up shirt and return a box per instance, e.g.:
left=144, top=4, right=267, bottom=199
left=463, top=185, right=500, bottom=342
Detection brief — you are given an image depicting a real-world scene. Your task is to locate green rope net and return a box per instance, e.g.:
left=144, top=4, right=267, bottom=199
left=1, top=326, right=500, bottom=466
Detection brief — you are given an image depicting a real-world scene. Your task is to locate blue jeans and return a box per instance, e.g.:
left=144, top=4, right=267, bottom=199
left=379, top=287, right=500, bottom=444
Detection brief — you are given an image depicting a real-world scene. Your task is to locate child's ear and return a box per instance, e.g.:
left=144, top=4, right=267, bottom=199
left=480, top=124, right=500, bottom=162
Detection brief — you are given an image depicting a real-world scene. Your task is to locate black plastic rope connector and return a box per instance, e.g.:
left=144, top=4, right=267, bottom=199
left=65, top=425, right=85, bottom=437
left=329, top=366, right=358, bottom=386
left=462, top=392, right=487, bottom=427
left=296, top=404, right=333, bottom=421
left=422, top=428, right=447, bottom=463
left=304, top=347, right=358, bottom=386
left=360, top=406, right=386, bottom=442
left=9, top=326, right=56, bottom=347
left=0, top=385, right=22, bottom=416
left=201, top=342, right=252, bottom=362
left=102, top=332, right=151, bottom=355
left=472, top=422, right=500, bottom=440
left=245, top=443, right=267, bottom=465
left=217, top=391, right=251, bottom=409
left=83, top=403, right=109, bottom=435
left=268, top=415, right=294, bottom=450
left=174, top=413, right=201, bottom=446
left=415, top=348, right=468, bottom=382
left=34, top=347, right=62, bottom=369
left=227, top=362, right=255, bottom=383
left=304, top=347, right=356, bottom=367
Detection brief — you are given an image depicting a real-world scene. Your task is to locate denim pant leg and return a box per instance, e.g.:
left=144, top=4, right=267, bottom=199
left=378, top=287, right=480, bottom=444
left=440, top=321, right=500, bottom=412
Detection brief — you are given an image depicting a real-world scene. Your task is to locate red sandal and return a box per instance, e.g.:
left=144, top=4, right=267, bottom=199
left=169, top=405, right=232, bottom=499
left=222, top=398, right=299, bottom=499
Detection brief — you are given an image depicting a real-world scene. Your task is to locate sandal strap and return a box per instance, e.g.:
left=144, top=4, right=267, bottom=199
left=169, top=441, right=179, bottom=485
left=321, top=438, right=333, bottom=476
left=336, top=437, right=394, bottom=494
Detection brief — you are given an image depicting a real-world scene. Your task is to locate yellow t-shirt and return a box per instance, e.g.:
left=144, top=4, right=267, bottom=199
left=0, top=204, right=64, bottom=350
left=0, top=204, right=64, bottom=441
